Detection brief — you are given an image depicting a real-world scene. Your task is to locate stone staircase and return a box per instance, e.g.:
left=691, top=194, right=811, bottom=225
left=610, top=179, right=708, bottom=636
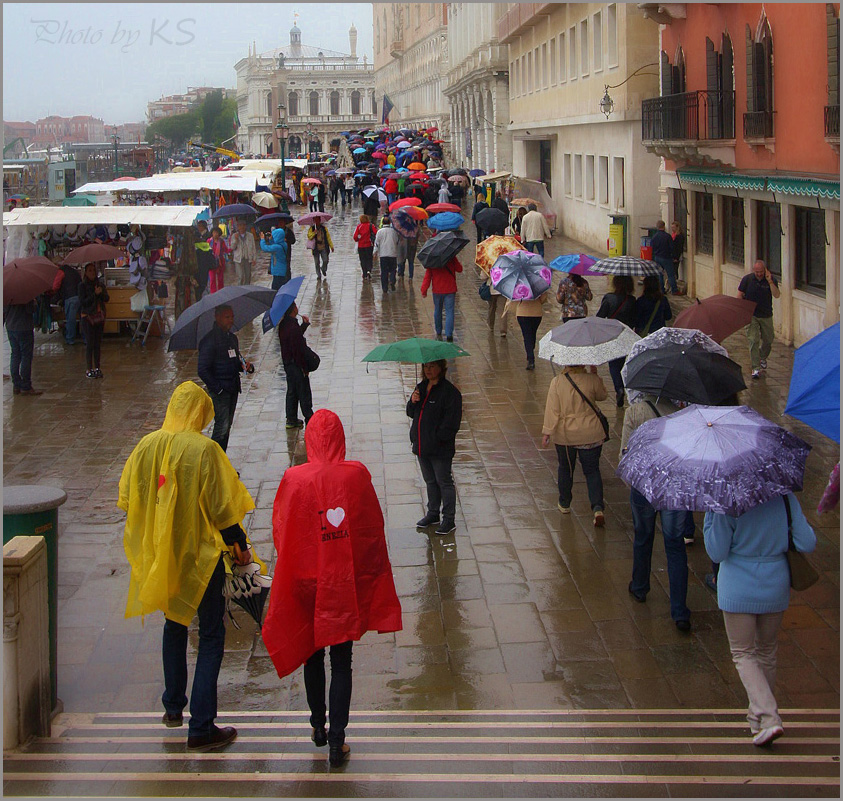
left=4, top=708, right=839, bottom=797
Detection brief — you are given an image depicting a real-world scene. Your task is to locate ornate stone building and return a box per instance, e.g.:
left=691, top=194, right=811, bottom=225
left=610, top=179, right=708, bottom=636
left=444, top=3, right=511, bottom=172
left=234, top=22, right=377, bottom=157
left=373, top=4, right=450, bottom=150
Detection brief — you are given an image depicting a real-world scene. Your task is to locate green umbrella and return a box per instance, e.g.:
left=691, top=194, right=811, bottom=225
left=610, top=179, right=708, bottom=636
left=363, top=337, right=470, bottom=364
left=62, top=194, right=97, bottom=206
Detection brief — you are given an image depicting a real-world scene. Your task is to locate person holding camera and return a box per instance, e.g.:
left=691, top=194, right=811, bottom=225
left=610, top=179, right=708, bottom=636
left=278, top=302, right=317, bottom=429
left=197, top=304, right=255, bottom=452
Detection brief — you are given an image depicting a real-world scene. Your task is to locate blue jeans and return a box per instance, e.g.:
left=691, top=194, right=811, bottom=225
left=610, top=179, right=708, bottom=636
left=304, top=640, right=353, bottom=748
left=64, top=296, right=81, bottom=343
left=629, top=488, right=690, bottom=622
left=555, top=445, right=603, bottom=510
left=162, top=555, right=226, bottom=737
left=525, top=241, right=545, bottom=258
left=433, top=293, right=456, bottom=337
left=655, top=255, right=678, bottom=294
left=7, top=328, right=34, bottom=391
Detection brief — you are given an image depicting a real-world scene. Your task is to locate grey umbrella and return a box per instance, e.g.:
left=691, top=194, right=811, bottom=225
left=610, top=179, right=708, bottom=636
left=537, top=318, right=640, bottom=366
left=591, top=255, right=664, bottom=277
left=490, top=250, right=552, bottom=301
left=417, top=230, right=470, bottom=269
left=167, top=285, right=277, bottom=351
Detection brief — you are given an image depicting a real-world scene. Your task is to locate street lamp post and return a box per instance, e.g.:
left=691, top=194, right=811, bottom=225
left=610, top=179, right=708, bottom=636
left=276, top=103, right=289, bottom=213
left=111, top=128, right=120, bottom=179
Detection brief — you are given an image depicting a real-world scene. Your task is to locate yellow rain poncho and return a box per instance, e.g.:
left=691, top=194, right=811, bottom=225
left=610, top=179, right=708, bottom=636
left=118, top=381, right=255, bottom=626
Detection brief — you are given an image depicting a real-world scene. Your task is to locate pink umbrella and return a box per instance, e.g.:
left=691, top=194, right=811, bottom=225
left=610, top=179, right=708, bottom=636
left=297, top=212, right=333, bottom=226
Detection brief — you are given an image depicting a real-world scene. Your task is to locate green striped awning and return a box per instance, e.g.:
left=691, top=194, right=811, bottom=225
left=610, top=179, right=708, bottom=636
left=678, top=170, right=840, bottom=199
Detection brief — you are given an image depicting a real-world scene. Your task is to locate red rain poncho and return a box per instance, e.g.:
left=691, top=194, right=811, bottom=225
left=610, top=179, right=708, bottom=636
left=262, top=410, right=402, bottom=678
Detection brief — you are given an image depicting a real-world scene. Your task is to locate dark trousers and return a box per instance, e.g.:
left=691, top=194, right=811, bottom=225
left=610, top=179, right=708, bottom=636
left=82, top=319, right=104, bottom=370
left=525, top=241, right=545, bottom=258
left=379, top=256, right=397, bottom=292
left=304, top=640, right=353, bottom=748
left=417, top=455, right=456, bottom=522
left=162, top=556, right=226, bottom=737
left=284, top=361, right=313, bottom=423
left=7, top=328, right=34, bottom=390
left=655, top=255, right=678, bottom=294
left=475, top=225, right=485, bottom=244
left=210, top=389, right=238, bottom=452
left=629, top=488, right=691, bottom=622
left=517, top=316, right=542, bottom=364
left=271, top=272, right=291, bottom=291
left=397, top=240, right=417, bottom=277
left=357, top=246, right=374, bottom=277
left=608, top=357, right=625, bottom=394
left=555, top=444, right=604, bottom=511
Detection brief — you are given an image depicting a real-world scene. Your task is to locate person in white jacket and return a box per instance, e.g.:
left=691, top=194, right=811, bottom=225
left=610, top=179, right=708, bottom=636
left=520, top=204, right=552, bottom=258
left=373, top=216, right=405, bottom=294
left=229, top=220, right=258, bottom=285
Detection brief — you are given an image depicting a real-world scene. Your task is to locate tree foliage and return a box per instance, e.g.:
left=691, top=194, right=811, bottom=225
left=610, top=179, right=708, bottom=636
left=146, top=90, right=237, bottom=148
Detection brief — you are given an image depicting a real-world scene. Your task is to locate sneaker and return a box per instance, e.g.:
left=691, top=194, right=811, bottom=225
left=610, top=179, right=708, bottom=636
left=751, top=370, right=761, bottom=380
left=94, top=368, right=103, bottom=379
left=416, top=512, right=441, bottom=529
left=526, top=362, right=535, bottom=371
left=435, top=520, right=456, bottom=536
left=162, top=712, right=183, bottom=728
left=500, top=331, right=506, bottom=338
left=675, top=619, right=691, bottom=632
left=557, top=503, right=571, bottom=514
left=187, top=725, right=237, bottom=752
left=760, top=359, right=768, bottom=370
left=593, top=510, right=605, bottom=527
left=86, top=370, right=96, bottom=378
left=286, top=419, right=304, bottom=429
left=704, top=572, right=717, bottom=592
left=446, top=336, right=453, bottom=343
left=752, top=725, right=784, bottom=747
left=684, top=536, right=695, bottom=546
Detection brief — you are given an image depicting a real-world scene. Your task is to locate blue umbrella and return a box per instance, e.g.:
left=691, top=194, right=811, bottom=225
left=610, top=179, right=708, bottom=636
left=213, top=203, right=258, bottom=220
left=784, top=322, right=840, bottom=442
left=427, top=212, right=465, bottom=232
left=261, top=276, right=306, bottom=333
left=326, top=170, right=336, bottom=176
left=354, top=172, right=367, bottom=178
left=549, top=254, right=602, bottom=277
left=469, top=169, right=486, bottom=177
left=353, top=147, right=367, bottom=154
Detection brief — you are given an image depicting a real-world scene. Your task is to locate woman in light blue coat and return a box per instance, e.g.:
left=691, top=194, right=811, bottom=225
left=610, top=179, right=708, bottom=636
left=704, top=493, right=816, bottom=747
left=260, top=228, right=290, bottom=291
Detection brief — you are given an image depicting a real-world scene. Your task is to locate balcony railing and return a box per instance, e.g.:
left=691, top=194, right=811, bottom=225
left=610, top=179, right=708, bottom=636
left=743, top=110, right=774, bottom=139
left=286, top=114, right=377, bottom=125
left=825, top=105, right=840, bottom=139
left=642, top=91, right=735, bottom=142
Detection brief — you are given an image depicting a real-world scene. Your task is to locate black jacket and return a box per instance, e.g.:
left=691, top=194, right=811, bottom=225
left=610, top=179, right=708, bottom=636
left=197, top=323, right=243, bottom=395
left=362, top=194, right=380, bottom=218
left=406, top=378, right=462, bottom=459
left=56, top=265, right=83, bottom=303
left=596, top=292, right=636, bottom=329
left=277, top=315, right=311, bottom=369
left=78, top=277, right=109, bottom=316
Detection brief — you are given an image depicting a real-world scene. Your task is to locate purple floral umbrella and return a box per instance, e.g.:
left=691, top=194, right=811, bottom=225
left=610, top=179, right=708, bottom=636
left=490, top=250, right=552, bottom=301
left=617, top=405, right=811, bottom=517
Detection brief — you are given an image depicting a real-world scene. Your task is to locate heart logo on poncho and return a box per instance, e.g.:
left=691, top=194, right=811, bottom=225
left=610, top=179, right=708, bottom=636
left=157, top=475, right=166, bottom=490
left=326, top=507, right=346, bottom=528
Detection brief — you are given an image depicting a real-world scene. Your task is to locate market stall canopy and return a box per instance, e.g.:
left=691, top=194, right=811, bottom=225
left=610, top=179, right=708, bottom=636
left=475, top=171, right=512, bottom=184
left=223, top=158, right=307, bottom=173
left=3, top=205, right=209, bottom=228
left=74, top=171, right=273, bottom=194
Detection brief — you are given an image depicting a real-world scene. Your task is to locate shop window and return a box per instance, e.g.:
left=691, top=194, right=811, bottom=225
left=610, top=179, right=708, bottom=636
left=612, top=156, right=625, bottom=208
left=795, top=207, right=827, bottom=294
left=722, top=196, right=745, bottom=265
left=756, top=201, right=782, bottom=277
left=695, top=193, right=714, bottom=255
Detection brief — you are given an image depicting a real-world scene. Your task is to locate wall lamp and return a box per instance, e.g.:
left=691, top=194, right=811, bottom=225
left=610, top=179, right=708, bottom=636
left=600, top=62, right=659, bottom=118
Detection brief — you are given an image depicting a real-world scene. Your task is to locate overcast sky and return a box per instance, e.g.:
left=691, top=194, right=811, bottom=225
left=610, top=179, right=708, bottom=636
left=3, top=3, right=374, bottom=124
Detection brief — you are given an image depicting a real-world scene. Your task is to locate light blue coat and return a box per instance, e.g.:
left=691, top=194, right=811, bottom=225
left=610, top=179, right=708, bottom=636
left=703, top=493, right=816, bottom=614
left=259, top=228, right=289, bottom=277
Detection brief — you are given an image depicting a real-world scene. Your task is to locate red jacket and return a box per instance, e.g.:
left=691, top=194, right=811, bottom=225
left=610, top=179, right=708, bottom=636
left=353, top=222, right=378, bottom=249
left=384, top=178, right=398, bottom=194
left=420, top=256, right=462, bottom=295
left=262, top=410, right=402, bottom=679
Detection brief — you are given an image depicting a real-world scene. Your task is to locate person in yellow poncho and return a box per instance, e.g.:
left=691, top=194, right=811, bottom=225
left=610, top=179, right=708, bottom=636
left=118, top=380, right=255, bottom=753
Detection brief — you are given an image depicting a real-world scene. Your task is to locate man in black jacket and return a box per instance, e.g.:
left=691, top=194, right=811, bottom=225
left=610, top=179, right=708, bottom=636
left=471, top=192, right=490, bottom=244
left=197, top=305, right=254, bottom=451
left=406, top=360, right=463, bottom=535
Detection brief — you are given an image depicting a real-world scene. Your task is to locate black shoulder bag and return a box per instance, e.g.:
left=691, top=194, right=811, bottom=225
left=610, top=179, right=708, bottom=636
left=565, top=373, right=610, bottom=442
left=783, top=496, right=819, bottom=591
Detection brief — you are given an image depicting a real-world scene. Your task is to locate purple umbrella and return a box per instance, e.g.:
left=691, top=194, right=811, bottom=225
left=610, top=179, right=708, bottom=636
left=490, top=250, right=552, bottom=301
left=617, top=405, right=811, bottom=517
left=549, top=254, right=603, bottom=277
left=390, top=209, right=419, bottom=239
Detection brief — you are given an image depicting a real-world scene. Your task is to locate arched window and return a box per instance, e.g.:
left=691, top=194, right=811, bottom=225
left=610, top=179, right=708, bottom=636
left=351, top=90, right=361, bottom=116
left=746, top=15, right=774, bottom=136
left=266, top=91, right=273, bottom=117
left=371, top=92, right=377, bottom=115
left=288, top=134, right=302, bottom=155
left=288, top=91, right=298, bottom=116
left=330, top=91, right=340, bottom=116
left=309, top=91, right=319, bottom=116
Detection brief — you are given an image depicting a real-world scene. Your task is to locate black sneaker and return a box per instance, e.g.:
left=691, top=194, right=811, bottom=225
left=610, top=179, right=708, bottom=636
left=286, top=419, right=304, bottom=429
left=187, top=725, right=237, bottom=752
left=162, top=712, right=183, bottom=728
left=435, top=520, right=456, bottom=535
left=446, top=336, right=454, bottom=342
left=628, top=583, right=646, bottom=603
left=416, top=513, right=441, bottom=529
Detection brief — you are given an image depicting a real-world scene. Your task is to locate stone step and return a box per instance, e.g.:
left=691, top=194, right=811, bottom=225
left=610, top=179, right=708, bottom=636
left=5, top=709, right=840, bottom=797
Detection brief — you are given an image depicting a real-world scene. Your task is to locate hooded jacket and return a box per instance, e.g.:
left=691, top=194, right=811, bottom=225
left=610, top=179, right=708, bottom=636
left=259, top=228, right=289, bottom=277
left=405, top=377, right=463, bottom=459
left=262, top=410, right=402, bottom=678
left=118, top=381, right=255, bottom=626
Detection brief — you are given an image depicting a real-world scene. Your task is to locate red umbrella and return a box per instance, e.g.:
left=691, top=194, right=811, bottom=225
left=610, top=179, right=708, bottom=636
left=3, top=257, right=60, bottom=305
left=62, top=243, right=125, bottom=265
left=673, top=295, right=757, bottom=344
left=409, top=173, right=429, bottom=181
left=400, top=206, right=429, bottom=221
left=426, top=203, right=461, bottom=214
left=389, top=197, right=422, bottom=211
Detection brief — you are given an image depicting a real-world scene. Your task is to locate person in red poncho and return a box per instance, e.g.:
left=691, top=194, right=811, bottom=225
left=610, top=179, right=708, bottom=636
left=262, top=409, right=402, bottom=768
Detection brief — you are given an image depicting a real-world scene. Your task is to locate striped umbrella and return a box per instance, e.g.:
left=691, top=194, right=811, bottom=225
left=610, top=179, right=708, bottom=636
left=591, top=256, right=664, bottom=277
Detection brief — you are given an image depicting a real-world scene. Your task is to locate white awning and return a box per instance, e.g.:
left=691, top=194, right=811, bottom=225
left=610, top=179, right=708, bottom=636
left=475, top=171, right=512, bottom=183
left=3, top=205, right=209, bottom=228
left=74, top=171, right=273, bottom=194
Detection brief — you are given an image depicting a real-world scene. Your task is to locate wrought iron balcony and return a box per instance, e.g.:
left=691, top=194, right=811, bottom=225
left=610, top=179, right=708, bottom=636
left=642, top=90, right=735, bottom=143
left=743, top=110, right=774, bottom=140
left=825, top=105, right=840, bottom=139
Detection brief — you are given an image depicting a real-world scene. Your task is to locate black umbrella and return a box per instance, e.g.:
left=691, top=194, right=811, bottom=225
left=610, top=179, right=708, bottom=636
left=213, top=203, right=258, bottom=220
left=255, top=212, right=294, bottom=231
left=476, top=207, right=508, bottom=234
left=623, top=343, right=747, bottom=405
left=417, top=230, right=471, bottom=270
left=223, top=562, right=272, bottom=629
left=167, top=284, right=276, bottom=351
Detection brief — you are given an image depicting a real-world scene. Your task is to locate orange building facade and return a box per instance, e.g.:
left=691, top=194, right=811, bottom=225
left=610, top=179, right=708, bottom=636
left=640, top=3, right=840, bottom=345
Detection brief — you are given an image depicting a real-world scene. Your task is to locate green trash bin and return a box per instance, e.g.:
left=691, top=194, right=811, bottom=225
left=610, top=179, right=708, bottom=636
left=4, top=485, right=67, bottom=714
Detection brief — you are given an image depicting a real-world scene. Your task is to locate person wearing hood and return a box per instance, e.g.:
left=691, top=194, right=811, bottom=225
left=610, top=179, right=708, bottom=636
left=260, top=228, right=291, bottom=291
left=118, top=381, right=256, bottom=753
left=263, top=409, right=402, bottom=768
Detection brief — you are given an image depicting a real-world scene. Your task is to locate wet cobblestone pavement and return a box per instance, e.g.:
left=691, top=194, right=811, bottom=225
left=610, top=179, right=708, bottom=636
left=4, top=197, right=839, bottom=725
